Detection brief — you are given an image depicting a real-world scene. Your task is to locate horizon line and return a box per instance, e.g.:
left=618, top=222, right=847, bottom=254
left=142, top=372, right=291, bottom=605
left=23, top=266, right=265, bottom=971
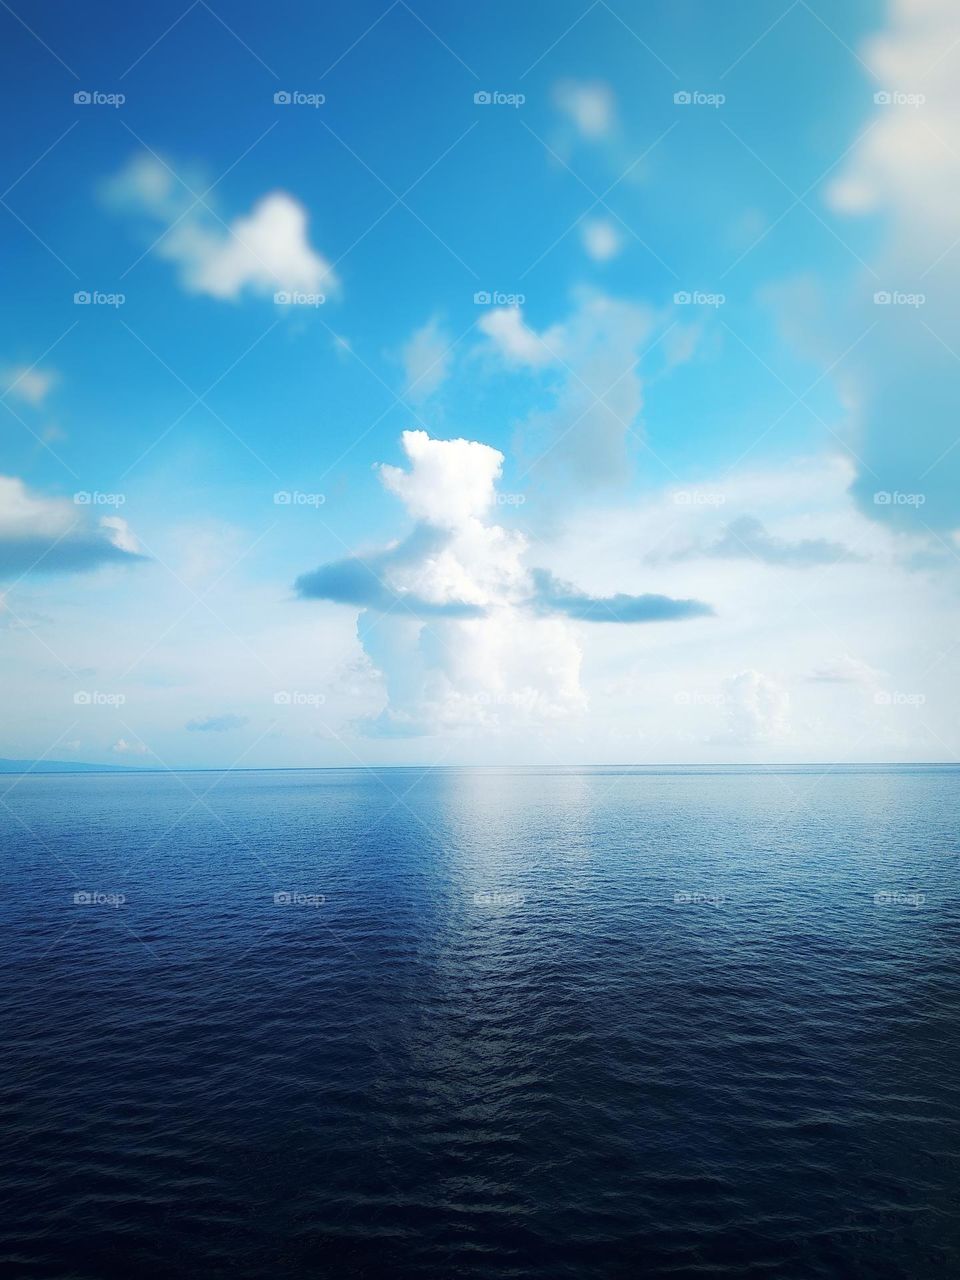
left=3, top=760, right=958, bottom=776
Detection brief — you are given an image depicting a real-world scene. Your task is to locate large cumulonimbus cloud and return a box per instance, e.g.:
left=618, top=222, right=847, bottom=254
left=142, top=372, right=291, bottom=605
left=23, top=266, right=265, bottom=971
left=295, top=430, right=713, bottom=735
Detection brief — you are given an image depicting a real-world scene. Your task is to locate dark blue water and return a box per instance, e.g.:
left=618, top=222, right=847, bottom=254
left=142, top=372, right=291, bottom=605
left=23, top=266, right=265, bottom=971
left=2, top=765, right=959, bottom=1278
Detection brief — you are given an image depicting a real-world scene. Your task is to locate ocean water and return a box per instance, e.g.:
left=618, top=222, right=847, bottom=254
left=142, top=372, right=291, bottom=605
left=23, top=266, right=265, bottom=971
left=1, top=764, right=959, bottom=1279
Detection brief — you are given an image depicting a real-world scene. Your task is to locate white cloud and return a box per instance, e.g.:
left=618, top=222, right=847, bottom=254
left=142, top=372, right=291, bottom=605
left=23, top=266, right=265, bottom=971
left=477, top=306, right=556, bottom=367
left=499, top=291, right=655, bottom=485
left=720, top=670, right=791, bottom=744
left=400, top=317, right=451, bottom=401
left=103, top=155, right=338, bottom=302
left=355, top=431, right=585, bottom=734
left=101, top=151, right=188, bottom=220
left=0, top=476, right=142, bottom=576
left=163, top=192, right=336, bottom=301
left=112, top=737, right=149, bottom=755
left=827, top=0, right=960, bottom=235
left=553, top=80, right=616, bottom=139
left=378, top=429, right=505, bottom=528
left=2, top=365, right=57, bottom=405
left=806, top=654, right=885, bottom=685
left=815, top=0, right=960, bottom=530
left=530, top=448, right=957, bottom=760
left=5, top=445, right=955, bottom=767
left=99, top=515, right=140, bottom=555
left=581, top=218, right=623, bottom=262
left=297, top=430, right=711, bottom=738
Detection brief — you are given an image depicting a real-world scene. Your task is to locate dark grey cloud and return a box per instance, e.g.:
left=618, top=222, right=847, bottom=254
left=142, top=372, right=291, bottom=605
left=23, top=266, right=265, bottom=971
left=186, top=713, right=250, bottom=733
left=297, top=527, right=714, bottom=625
left=295, top=525, right=486, bottom=619
left=530, top=568, right=714, bottom=623
left=0, top=533, right=143, bottom=578
left=667, top=515, right=864, bottom=568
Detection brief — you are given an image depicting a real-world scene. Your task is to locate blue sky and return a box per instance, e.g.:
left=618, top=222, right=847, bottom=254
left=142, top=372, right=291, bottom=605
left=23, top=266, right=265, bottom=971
left=2, top=0, right=959, bottom=767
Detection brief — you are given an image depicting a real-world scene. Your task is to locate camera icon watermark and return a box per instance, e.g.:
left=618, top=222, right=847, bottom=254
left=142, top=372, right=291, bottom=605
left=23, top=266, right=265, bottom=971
left=673, top=490, right=726, bottom=506
left=73, top=890, right=126, bottom=907
left=674, top=290, right=725, bottom=308
left=273, top=690, right=326, bottom=707
left=873, top=290, right=925, bottom=307
left=874, top=90, right=925, bottom=107
left=873, top=490, right=925, bottom=507
left=473, top=289, right=525, bottom=306
left=873, top=689, right=925, bottom=707
left=73, top=491, right=125, bottom=506
left=273, top=490, right=325, bottom=506
left=73, top=690, right=126, bottom=706
left=674, top=691, right=727, bottom=707
left=73, top=290, right=125, bottom=307
left=274, top=290, right=325, bottom=307
left=473, top=90, right=525, bottom=108
left=674, top=90, right=725, bottom=108
left=273, top=890, right=326, bottom=907
left=473, top=890, right=526, bottom=908
left=873, top=889, right=925, bottom=908
left=74, top=90, right=125, bottom=108
left=273, top=90, right=325, bottom=107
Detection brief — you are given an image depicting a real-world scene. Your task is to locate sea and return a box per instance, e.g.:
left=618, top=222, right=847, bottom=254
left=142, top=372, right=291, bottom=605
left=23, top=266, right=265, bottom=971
left=1, top=764, right=958, bottom=1278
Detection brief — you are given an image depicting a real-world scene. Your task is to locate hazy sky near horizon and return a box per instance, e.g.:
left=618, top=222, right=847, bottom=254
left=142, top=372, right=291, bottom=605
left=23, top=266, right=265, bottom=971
left=2, top=0, right=959, bottom=767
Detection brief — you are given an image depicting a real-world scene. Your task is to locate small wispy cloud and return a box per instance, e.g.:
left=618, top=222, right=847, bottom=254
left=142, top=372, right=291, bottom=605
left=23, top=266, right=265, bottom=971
left=185, top=713, right=250, bottom=733
left=581, top=218, right=622, bottom=262
left=530, top=568, right=713, bottom=624
left=663, top=515, right=865, bottom=568
left=806, top=655, right=884, bottom=685
left=102, top=154, right=338, bottom=303
left=400, top=316, right=451, bottom=402
left=2, top=365, right=57, bottom=406
left=553, top=80, right=616, bottom=139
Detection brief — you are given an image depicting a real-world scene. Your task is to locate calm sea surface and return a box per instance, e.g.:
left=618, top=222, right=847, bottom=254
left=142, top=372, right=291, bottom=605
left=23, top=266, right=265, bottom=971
left=2, top=765, right=959, bottom=1278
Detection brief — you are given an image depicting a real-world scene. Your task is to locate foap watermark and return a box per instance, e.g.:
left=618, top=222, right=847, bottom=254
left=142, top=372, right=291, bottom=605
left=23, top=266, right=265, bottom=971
left=474, top=90, right=525, bottom=108
left=874, top=690, right=925, bottom=707
left=74, top=491, right=125, bottom=506
left=74, top=90, right=125, bottom=108
left=674, top=691, right=726, bottom=707
left=473, top=290, right=525, bottom=306
left=473, top=890, right=525, bottom=908
left=873, top=490, right=925, bottom=507
left=273, top=891, right=326, bottom=907
left=273, top=90, right=325, bottom=107
left=73, top=690, right=125, bottom=707
left=673, top=490, right=726, bottom=506
left=874, top=90, right=925, bottom=107
left=674, top=90, right=725, bottom=108
left=874, top=290, right=925, bottom=307
left=873, top=889, right=925, bottom=908
left=274, top=490, right=325, bottom=507
left=674, top=890, right=727, bottom=907
left=674, top=290, right=725, bottom=308
left=74, top=290, right=125, bottom=307
left=494, top=492, right=526, bottom=506
left=273, top=690, right=325, bottom=707
left=274, top=290, right=325, bottom=307
left=73, top=890, right=126, bottom=907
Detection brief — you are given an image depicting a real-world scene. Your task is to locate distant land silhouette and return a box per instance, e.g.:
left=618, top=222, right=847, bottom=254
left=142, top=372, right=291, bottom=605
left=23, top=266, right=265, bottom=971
left=0, top=758, right=142, bottom=774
